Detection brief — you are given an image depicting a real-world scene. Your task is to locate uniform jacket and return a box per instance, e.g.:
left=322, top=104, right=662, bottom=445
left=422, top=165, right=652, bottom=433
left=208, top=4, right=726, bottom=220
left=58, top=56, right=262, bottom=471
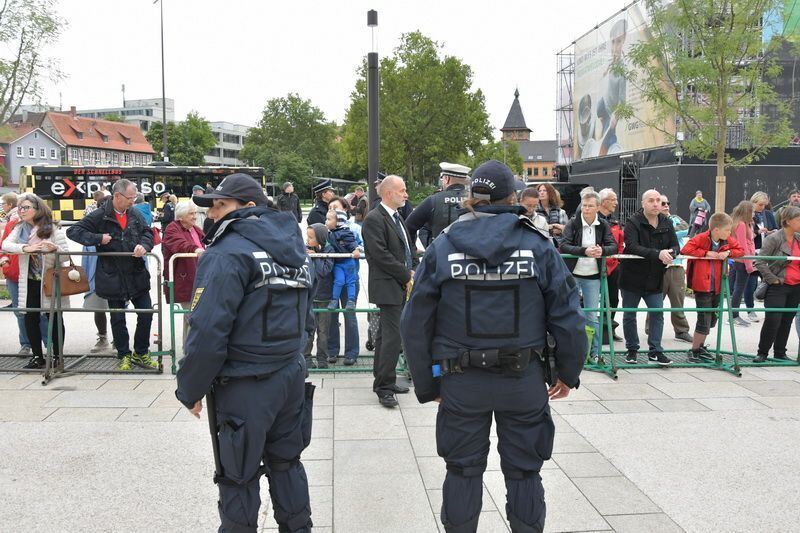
left=162, top=220, right=205, bottom=303
left=559, top=215, right=618, bottom=275
left=160, top=202, right=175, bottom=226
left=681, top=231, right=744, bottom=293
left=175, top=206, right=314, bottom=408
left=276, top=192, right=302, bottom=222
left=66, top=201, right=153, bottom=300
left=306, top=200, right=329, bottom=226
left=362, top=204, right=416, bottom=305
left=400, top=206, right=586, bottom=403
left=754, top=230, right=800, bottom=285
left=405, top=184, right=467, bottom=245
left=1, top=224, right=71, bottom=311
left=619, top=210, right=680, bottom=293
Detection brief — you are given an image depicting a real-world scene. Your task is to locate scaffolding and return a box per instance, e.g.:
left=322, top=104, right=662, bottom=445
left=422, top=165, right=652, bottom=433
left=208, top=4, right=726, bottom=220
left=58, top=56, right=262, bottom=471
left=555, top=47, right=575, bottom=168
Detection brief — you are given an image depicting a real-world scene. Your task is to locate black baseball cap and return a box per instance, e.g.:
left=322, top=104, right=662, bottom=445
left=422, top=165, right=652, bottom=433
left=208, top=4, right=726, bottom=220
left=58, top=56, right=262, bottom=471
left=470, top=160, right=515, bottom=201
left=192, top=173, right=267, bottom=207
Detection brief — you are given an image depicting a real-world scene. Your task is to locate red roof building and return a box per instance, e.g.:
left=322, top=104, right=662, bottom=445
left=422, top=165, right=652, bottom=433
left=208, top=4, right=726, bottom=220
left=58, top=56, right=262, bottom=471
left=41, top=107, right=155, bottom=166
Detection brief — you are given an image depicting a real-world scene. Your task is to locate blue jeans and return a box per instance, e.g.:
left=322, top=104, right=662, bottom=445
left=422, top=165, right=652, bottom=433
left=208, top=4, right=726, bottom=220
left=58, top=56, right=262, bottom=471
left=621, top=289, right=664, bottom=354
left=576, top=277, right=601, bottom=357
left=332, top=260, right=357, bottom=302
left=328, top=281, right=360, bottom=360
left=6, top=279, right=47, bottom=349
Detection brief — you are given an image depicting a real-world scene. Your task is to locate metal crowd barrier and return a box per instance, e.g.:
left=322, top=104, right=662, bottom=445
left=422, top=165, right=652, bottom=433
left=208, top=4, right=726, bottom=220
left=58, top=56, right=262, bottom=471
left=0, top=251, right=166, bottom=384
left=577, top=253, right=800, bottom=379
left=167, top=253, right=405, bottom=376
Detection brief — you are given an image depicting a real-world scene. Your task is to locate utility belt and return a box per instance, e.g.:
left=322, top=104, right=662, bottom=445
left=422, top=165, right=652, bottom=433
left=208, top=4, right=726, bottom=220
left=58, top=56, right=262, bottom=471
left=439, top=347, right=535, bottom=377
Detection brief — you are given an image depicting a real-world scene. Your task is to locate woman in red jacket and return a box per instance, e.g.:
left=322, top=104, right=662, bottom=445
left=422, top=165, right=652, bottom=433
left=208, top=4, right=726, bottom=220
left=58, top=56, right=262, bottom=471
left=162, top=201, right=205, bottom=347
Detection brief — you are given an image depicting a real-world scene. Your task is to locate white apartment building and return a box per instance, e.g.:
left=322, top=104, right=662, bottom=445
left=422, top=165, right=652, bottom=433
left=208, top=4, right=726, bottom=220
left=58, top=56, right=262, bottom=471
left=205, top=121, right=250, bottom=166
left=78, top=98, right=175, bottom=133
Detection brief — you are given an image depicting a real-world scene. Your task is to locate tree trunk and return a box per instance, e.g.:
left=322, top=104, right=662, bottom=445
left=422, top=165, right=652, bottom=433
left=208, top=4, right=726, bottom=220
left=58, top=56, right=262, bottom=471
left=715, top=141, right=726, bottom=214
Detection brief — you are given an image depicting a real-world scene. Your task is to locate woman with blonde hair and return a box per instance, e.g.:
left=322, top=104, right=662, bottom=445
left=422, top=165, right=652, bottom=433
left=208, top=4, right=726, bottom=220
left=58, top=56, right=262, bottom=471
left=729, top=200, right=757, bottom=326
left=1, top=194, right=71, bottom=368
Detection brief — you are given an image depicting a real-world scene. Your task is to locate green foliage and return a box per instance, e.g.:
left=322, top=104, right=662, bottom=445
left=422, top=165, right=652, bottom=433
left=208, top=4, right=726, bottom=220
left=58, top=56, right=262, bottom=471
left=146, top=111, right=217, bottom=166
left=0, top=0, right=62, bottom=125
left=340, top=31, right=493, bottom=185
left=241, top=93, right=338, bottom=198
left=408, top=182, right=438, bottom=206
left=102, top=113, right=125, bottom=122
left=622, top=0, right=795, bottom=176
left=458, top=140, right=524, bottom=176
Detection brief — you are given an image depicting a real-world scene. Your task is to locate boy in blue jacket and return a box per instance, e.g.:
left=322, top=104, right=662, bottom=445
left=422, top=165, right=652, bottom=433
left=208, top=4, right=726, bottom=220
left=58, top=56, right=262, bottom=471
left=326, top=210, right=359, bottom=310
left=305, top=223, right=335, bottom=369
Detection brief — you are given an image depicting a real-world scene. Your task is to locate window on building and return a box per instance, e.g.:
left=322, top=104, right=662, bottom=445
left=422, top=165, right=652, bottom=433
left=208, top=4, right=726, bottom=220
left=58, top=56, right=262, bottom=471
left=16, top=146, right=22, bottom=157
left=101, top=134, right=109, bottom=143
left=207, top=147, right=221, bottom=157
left=76, top=132, right=84, bottom=140
left=71, top=148, right=79, bottom=161
left=39, top=148, right=46, bottom=158
left=82, top=149, right=90, bottom=161
left=34, top=132, right=38, bottom=139
left=223, top=149, right=240, bottom=159
left=543, top=167, right=549, bottom=176
left=124, top=153, right=130, bottom=164
left=124, top=138, right=131, bottom=145
left=533, top=167, right=539, bottom=177
left=50, top=148, right=57, bottom=159
left=112, top=152, right=119, bottom=164
left=223, top=133, right=241, bottom=144
left=526, top=167, right=532, bottom=176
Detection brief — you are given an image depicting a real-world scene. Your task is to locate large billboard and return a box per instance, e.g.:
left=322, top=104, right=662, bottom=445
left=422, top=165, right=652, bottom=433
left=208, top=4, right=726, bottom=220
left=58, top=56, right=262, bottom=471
left=572, top=2, right=674, bottom=161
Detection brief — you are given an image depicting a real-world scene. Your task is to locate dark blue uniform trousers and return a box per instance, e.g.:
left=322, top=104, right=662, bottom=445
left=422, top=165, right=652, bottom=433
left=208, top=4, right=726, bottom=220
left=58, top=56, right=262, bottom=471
left=437, top=363, right=554, bottom=533
left=213, top=360, right=312, bottom=533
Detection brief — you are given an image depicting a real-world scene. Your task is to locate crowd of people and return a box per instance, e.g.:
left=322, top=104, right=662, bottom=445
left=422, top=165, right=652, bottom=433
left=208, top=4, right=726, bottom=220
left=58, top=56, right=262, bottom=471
left=2, top=174, right=800, bottom=373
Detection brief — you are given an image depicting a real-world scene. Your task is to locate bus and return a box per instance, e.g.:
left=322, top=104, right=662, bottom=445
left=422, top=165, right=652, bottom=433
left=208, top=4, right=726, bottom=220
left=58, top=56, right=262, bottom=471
left=18, top=165, right=265, bottom=222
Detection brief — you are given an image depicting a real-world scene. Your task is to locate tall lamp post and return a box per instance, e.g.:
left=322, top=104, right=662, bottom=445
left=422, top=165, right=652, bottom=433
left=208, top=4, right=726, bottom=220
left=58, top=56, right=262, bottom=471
left=367, top=10, right=379, bottom=209
left=154, top=0, right=168, bottom=162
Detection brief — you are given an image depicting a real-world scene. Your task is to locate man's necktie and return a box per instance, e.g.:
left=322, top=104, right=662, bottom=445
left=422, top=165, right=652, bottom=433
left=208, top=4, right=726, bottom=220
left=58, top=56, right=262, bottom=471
left=394, top=212, right=413, bottom=269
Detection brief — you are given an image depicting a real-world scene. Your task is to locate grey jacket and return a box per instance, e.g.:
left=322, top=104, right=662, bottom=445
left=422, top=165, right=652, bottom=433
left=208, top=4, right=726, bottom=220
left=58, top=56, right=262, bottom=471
left=754, top=230, right=800, bottom=284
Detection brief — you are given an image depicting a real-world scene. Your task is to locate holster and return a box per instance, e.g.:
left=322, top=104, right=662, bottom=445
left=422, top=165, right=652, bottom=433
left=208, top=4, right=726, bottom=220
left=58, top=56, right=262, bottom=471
left=540, top=334, right=559, bottom=386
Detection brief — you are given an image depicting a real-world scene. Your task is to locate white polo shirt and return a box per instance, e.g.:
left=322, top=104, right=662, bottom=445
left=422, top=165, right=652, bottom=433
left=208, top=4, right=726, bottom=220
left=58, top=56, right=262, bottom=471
left=573, top=215, right=600, bottom=277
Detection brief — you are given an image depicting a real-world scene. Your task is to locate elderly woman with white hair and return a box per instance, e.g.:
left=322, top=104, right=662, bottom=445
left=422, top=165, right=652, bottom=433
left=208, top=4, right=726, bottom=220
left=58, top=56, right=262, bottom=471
left=162, top=201, right=205, bottom=345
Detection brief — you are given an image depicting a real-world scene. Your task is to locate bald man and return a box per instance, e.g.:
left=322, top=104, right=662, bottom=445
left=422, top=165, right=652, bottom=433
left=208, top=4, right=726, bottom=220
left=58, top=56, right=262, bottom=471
left=619, top=189, right=681, bottom=366
left=362, top=175, right=417, bottom=407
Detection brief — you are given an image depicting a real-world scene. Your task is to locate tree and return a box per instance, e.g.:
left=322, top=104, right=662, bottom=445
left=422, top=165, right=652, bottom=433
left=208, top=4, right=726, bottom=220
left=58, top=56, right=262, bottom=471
left=620, top=0, right=795, bottom=212
left=103, top=113, right=125, bottom=122
left=340, top=32, right=493, bottom=185
left=0, top=0, right=61, bottom=125
left=146, top=111, right=216, bottom=166
left=241, top=93, right=338, bottom=197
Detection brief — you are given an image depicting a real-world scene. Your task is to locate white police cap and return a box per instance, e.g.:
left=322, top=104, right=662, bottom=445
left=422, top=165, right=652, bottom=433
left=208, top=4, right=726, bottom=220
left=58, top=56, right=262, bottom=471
left=439, top=162, right=471, bottom=179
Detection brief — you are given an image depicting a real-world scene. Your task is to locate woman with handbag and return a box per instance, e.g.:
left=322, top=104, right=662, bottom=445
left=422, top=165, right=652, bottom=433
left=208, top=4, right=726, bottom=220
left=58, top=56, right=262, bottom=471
left=753, top=206, right=800, bottom=363
left=1, top=194, right=71, bottom=369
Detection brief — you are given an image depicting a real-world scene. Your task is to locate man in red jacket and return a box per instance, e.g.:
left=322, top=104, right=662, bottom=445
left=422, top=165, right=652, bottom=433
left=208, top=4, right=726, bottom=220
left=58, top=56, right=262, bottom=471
left=681, top=212, right=744, bottom=362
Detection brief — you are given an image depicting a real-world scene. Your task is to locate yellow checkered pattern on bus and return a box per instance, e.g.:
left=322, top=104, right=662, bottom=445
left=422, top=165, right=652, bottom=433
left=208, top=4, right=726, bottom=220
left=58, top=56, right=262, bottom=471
left=49, top=198, right=88, bottom=222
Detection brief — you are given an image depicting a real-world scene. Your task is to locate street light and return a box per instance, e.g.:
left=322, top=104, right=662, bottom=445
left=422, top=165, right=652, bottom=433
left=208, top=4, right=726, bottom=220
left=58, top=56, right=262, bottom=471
left=154, top=0, right=168, bottom=162
left=367, top=10, right=379, bottom=209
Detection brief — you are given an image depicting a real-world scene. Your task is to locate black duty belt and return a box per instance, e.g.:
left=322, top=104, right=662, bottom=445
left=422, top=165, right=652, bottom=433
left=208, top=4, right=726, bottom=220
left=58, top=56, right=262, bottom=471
left=439, top=347, right=535, bottom=376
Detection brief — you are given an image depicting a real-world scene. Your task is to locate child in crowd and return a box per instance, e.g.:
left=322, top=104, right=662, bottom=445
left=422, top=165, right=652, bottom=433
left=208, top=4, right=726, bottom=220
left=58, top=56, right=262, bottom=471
left=305, top=223, right=334, bottom=369
left=681, top=212, right=744, bottom=362
left=325, top=210, right=359, bottom=311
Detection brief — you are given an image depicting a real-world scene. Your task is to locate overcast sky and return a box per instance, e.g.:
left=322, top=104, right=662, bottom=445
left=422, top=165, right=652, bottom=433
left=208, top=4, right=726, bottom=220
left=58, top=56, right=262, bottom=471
left=42, top=0, right=629, bottom=140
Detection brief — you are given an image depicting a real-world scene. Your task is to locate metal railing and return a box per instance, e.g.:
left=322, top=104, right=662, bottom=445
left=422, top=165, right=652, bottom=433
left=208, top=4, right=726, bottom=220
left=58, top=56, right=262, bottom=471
left=0, top=251, right=166, bottom=383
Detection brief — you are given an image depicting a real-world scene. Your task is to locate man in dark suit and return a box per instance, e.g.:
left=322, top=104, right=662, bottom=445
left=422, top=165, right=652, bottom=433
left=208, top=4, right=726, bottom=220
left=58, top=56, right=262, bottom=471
left=362, top=175, right=415, bottom=408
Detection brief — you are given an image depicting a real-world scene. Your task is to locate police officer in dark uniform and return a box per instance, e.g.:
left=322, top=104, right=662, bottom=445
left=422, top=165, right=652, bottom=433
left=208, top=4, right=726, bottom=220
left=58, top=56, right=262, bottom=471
left=405, top=162, right=471, bottom=247
left=400, top=160, right=586, bottom=533
left=306, top=178, right=335, bottom=226
left=176, top=174, right=315, bottom=533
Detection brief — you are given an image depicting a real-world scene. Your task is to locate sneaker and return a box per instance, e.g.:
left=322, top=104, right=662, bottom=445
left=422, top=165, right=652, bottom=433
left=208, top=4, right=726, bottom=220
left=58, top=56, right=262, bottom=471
left=732, top=317, right=750, bottom=327
left=686, top=350, right=702, bottom=363
left=695, top=345, right=715, bottom=361
left=118, top=354, right=132, bottom=371
left=327, top=300, right=338, bottom=310
left=345, top=300, right=356, bottom=311
left=305, top=357, right=317, bottom=369
left=752, top=355, right=767, bottom=363
left=23, top=356, right=45, bottom=369
left=624, top=350, right=638, bottom=364
left=343, top=358, right=356, bottom=366
left=327, top=356, right=338, bottom=364
left=773, top=354, right=792, bottom=361
left=747, top=312, right=760, bottom=323
left=131, top=352, right=158, bottom=369
left=652, top=353, right=673, bottom=366
left=90, top=335, right=112, bottom=354
left=17, top=346, right=32, bottom=357
left=316, top=360, right=329, bottom=369
left=674, top=332, right=693, bottom=343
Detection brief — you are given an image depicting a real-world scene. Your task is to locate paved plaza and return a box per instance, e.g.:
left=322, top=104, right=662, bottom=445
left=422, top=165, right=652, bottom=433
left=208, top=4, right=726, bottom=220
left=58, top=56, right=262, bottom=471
left=2, top=235, right=800, bottom=531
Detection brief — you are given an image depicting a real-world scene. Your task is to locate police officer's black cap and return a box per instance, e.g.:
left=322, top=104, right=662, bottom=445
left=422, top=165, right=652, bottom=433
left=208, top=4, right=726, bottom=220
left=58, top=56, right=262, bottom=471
left=312, top=179, right=334, bottom=195
left=470, top=160, right=516, bottom=201
left=192, top=173, right=268, bottom=207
